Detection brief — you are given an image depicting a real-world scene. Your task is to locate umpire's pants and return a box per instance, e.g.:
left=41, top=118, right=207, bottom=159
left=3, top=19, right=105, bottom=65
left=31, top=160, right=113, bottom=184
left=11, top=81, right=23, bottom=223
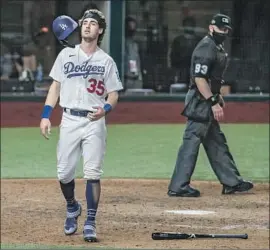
left=168, top=91, right=243, bottom=192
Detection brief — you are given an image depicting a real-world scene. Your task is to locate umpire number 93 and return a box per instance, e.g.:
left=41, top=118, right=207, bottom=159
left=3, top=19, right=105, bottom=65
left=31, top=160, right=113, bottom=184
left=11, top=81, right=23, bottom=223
left=195, top=63, right=208, bottom=75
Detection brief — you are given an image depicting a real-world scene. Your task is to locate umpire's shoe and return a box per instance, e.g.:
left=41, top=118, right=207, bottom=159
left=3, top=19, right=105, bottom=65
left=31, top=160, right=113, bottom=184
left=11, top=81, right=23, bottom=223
left=168, top=185, right=200, bottom=197
left=222, top=180, right=254, bottom=195
left=64, top=202, right=82, bottom=235
left=83, top=221, right=97, bottom=242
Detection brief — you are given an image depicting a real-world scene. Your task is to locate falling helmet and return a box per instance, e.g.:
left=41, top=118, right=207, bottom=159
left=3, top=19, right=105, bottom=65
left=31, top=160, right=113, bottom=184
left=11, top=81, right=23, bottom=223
left=52, top=15, right=78, bottom=43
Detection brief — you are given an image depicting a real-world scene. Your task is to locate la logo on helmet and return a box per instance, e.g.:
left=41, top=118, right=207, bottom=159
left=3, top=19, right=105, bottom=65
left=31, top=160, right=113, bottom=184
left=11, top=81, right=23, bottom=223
left=60, top=24, right=68, bottom=30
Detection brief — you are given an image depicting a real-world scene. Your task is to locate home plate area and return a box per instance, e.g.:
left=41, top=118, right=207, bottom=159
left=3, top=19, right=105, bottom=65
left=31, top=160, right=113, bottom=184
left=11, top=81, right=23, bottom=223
left=1, top=179, right=269, bottom=249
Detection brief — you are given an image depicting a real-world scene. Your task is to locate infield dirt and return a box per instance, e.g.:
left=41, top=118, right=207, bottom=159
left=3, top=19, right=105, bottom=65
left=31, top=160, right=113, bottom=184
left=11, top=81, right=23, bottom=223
left=1, top=179, right=269, bottom=249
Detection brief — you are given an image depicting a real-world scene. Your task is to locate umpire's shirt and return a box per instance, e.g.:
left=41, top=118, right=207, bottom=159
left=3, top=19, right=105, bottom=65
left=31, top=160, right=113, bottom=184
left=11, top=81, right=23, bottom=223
left=189, top=34, right=228, bottom=94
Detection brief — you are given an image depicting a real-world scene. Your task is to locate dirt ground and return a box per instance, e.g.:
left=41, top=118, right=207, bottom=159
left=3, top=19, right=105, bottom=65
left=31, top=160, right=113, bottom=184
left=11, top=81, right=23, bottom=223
left=1, top=179, right=269, bottom=249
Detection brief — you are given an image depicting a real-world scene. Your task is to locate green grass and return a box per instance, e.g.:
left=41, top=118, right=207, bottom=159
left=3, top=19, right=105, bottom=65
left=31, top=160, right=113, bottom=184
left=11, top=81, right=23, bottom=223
left=0, top=243, right=138, bottom=250
left=0, top=243, right=87, bottom=249
left=1, top=124, right=269, bottom=181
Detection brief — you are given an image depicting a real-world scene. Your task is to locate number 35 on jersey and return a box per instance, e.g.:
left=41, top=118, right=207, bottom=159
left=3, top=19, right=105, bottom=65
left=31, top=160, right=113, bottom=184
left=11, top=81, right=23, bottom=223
left=87, top=78, right=105, bottom=96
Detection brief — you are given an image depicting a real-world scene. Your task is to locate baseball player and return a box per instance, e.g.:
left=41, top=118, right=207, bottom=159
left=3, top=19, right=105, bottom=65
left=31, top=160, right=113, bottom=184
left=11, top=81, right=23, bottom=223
left=167, top=14, right=254, bottom=197
left=39, top=10, right=123, bottom=242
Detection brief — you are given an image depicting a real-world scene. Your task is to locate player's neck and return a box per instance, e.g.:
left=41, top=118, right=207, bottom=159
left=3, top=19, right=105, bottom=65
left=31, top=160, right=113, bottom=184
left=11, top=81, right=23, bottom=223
left=80, top=41, right=99, bottom=56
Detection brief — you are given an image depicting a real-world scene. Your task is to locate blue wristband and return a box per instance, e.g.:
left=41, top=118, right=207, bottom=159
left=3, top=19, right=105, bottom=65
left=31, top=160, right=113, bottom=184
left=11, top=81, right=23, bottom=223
left=103, top=103, right=112, bottom=114
left=41, top=105, right=53, bottom=119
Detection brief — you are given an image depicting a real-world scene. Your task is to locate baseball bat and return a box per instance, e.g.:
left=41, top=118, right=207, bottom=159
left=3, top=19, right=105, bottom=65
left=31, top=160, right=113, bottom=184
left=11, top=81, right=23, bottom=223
left=152, top=232, right=248, bottom=240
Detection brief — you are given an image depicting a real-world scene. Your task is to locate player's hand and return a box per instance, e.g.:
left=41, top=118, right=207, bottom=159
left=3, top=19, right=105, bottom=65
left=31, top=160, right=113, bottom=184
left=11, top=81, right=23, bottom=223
left=211, top=103, right=224, bottom=121
left=219, top=94, right=225, bottom=108
left=40, top=118, right=51, bottom=139
left=87, top=106, right=106, bottom=121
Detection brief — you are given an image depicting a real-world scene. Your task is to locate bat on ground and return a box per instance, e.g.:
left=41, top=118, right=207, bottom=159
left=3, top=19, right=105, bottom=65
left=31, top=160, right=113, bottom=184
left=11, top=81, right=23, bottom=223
left=152, top=232, right=248, bottom=240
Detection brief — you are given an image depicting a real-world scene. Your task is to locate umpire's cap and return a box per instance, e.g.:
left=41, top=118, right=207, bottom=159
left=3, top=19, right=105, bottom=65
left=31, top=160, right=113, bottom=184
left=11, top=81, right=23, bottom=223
left=210, top=14, right=232, bottom=30
left=52, top=15, right=78, bottom=41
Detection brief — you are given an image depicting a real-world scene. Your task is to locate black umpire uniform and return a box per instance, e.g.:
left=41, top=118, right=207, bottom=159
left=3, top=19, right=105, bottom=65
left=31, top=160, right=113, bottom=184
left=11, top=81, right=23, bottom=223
left=168, top=14, right=253, bottom=197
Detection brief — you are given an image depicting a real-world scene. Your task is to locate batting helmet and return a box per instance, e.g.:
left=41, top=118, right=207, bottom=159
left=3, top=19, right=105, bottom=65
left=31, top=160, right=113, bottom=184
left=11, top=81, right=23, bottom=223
left=78, top=9, right=107, bottom=45
left=52, top=15, right=78, bottom=47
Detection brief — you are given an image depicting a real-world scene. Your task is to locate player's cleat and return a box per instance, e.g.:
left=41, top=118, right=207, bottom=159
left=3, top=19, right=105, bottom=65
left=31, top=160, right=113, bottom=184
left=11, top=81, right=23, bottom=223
left=64, top=202, right=82, bottom=235
left=222, top=180, right=254, bottom=194
left=83, top=221, right=97, bottom=242
left=168, top=185, right=201, bottom=197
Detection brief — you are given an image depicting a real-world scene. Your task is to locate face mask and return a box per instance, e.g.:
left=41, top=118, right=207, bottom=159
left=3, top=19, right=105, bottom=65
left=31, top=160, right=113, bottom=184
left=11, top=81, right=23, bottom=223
left=212, top=30, right=227, bottom=44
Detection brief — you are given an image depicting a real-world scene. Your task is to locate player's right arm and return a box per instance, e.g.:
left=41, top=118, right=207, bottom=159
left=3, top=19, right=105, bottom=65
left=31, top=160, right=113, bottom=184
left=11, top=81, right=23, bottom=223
left=192, top=43, right=223, bottom=121
left=44, top=80, right=61, bottom=107
left=40, top=50, right=64, bottom=139
left=40, top=81, right=61, bottom=139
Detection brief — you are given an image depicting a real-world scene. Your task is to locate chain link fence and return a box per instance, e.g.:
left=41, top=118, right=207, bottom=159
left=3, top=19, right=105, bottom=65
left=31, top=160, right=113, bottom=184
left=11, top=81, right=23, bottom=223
left=126, top=0, right=269, bottom=93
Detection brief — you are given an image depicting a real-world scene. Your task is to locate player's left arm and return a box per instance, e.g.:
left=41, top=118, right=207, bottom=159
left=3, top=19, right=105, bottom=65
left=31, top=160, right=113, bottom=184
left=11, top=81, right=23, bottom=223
left=90, top=60, right=123, bottom=121
left=90, top=91, right=119, bottom=121
left=106, top=91, right=119, bottom=109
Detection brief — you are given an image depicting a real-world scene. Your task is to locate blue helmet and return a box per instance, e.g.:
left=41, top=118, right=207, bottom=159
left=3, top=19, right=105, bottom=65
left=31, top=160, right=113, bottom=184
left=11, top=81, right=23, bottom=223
left=52, top=15, right=78, bottom=41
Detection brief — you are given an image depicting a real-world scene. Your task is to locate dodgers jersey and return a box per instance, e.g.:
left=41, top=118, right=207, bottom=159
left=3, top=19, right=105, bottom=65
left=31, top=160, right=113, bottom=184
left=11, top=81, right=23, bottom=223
left=49, top=45, right=123, bottom=110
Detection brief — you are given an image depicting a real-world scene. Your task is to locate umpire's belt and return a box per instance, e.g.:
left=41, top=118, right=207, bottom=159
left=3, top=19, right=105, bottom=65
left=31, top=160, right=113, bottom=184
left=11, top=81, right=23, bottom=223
left=63, top=108, right=93, bottom=117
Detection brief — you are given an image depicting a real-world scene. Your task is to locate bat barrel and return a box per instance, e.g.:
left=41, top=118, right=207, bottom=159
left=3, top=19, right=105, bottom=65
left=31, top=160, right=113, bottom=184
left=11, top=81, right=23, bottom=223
left=211, top=234, right=248, bottom=239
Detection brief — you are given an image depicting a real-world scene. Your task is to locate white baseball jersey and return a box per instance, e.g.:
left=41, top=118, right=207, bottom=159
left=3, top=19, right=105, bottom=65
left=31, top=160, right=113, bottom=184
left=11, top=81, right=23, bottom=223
left=49, top=45, right=123, bottom=110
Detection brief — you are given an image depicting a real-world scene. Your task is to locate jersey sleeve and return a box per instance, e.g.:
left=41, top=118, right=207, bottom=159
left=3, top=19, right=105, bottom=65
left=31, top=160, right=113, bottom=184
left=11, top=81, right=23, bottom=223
left=191, top=43, right=216, bottom=79
left=104, top=59, right=123, bottom=93
left=49, top=50, right=64, bottom=83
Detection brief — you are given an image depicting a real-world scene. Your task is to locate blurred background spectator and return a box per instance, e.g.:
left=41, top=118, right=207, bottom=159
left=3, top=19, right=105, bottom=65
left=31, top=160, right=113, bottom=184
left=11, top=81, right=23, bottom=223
left=16, top=42, right=38, bottom=82
left=170, top=15, right=201, bottom=85
left=124, top=16, right=144, bottom=90
left=29, top=1, right=55, bottom=79
left=0, top=43, right=14, bottom=80
left=0, top=0, right=269, bottom=95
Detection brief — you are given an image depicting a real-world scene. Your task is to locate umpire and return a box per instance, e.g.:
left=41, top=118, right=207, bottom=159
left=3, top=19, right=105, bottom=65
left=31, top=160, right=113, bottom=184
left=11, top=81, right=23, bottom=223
left=168, top=14, right=253, bottom=197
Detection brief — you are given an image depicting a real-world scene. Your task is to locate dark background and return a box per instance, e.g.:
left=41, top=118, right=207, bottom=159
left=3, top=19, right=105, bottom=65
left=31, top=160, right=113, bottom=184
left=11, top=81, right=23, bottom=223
left=1, top=0, right=269, bottom=94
